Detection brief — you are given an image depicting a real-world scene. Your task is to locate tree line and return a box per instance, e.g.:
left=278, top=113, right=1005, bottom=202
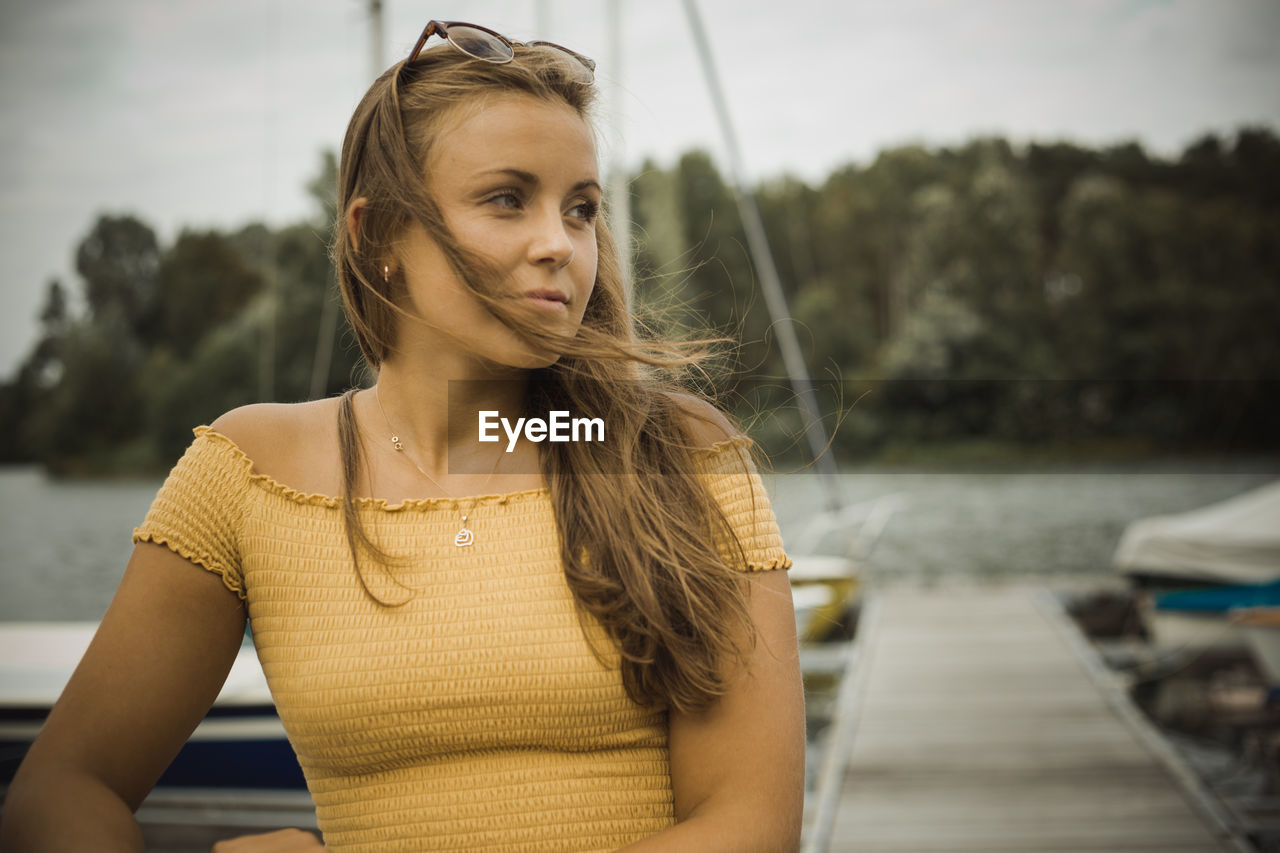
left=2, top=129, right=1278, bottom=474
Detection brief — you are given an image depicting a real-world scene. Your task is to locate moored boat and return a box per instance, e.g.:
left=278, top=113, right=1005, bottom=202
left=0, top=622, right=305, bottom=790
left=789, top=554, right=859, bottom=643
left=1231, top=606, right=1280, bottom=694
left=1115, top=481, right=1280, bottom=591
left=1144, top=581, right=1280, bottom=652
left=1113, top=481, right=1280, bottom=651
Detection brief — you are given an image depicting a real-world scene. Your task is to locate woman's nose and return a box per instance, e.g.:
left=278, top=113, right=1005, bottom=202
left=527, top=207, right=574, bottom=267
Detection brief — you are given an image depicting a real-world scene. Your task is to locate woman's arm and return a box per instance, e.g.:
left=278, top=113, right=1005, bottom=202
left=1, top=542, right=248, bottom=851
left=619, top=568, right=806, bottom=852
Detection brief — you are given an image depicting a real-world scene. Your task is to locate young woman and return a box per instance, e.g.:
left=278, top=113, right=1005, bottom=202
left=2, top=20, right=804, bottom=852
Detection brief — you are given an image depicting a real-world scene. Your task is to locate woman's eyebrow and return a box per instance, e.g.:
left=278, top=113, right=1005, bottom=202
left=476, top=168, right=601, bottom=195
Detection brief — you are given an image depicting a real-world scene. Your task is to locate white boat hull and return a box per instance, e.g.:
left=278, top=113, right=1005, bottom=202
left=0, top=622, right=303, bottom=789
left=1144, top=608, right=1249, bottom=651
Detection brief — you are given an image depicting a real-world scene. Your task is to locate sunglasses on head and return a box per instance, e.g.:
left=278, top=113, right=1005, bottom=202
left=406, top=20, right=596, bottom=85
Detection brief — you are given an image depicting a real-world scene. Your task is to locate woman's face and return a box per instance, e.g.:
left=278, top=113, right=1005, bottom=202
left=393, top=93, right=601, bottom=371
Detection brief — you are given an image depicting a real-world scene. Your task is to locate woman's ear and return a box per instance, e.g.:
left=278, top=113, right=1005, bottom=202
left=345, top=197, right=368, bottom=253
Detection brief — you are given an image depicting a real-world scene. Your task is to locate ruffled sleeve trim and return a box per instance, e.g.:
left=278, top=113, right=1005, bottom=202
left=131, top=529, right=248, bottom=600
left=733, top=553, right=794, bottom=573
left=690, top=434, right=791, bottom=573
left=132, top=427, right=252, bottom=600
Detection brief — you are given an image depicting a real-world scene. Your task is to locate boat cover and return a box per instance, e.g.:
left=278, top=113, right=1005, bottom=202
left=1114, top=480, right=1280, bottom=585
left=1154, top=580, right=1280, bottom=613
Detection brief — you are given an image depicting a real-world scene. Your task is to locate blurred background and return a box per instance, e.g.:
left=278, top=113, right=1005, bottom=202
left=1, top=0, right=1279, bottom=616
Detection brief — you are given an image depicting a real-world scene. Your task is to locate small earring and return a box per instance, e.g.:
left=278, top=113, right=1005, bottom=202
left=383, top=265, right=389, bottom=283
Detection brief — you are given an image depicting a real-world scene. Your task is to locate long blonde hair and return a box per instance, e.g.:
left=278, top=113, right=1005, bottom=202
left=332, top=43, right=756, bottom=714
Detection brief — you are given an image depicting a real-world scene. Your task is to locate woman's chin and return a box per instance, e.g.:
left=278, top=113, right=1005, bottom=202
left=510, top=348, right=563, bottom=370
left=497, top=321, right=579, bottom=369
left=477, top=344, right=562, bottom=372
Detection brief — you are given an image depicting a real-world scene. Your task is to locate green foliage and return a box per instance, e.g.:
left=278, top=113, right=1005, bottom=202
left=143, top=301, right=263, bottom=463
left=631, top=158, right=687, bottom=287
left=155, top=230, right=264, bottom=357
left=3, top=152, right=349, bottom=472
left=4, top=128, right=1278, bottom=474
left=75, top=215, right=161, bottom=342
left=21, top=311, right=147, bottom=472
left=305, top=150, right=340, bottom=229
left=633, top=129, right=1280, bottom=458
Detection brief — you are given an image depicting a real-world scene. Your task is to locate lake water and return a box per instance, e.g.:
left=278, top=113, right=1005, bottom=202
left=2, top=459, right=1277, bottom=621
left=767, top=460, right=1279, bottom=585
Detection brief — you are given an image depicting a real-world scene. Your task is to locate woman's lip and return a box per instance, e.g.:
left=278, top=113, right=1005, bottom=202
left=523, top=289, right=568, bottom=302
left=526, top=296, right=569, bottom=312
left=523, top=291, right=569, bottom=311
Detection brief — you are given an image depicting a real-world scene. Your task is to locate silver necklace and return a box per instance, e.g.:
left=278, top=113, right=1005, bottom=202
left=373, top=384, right=503, bottom=547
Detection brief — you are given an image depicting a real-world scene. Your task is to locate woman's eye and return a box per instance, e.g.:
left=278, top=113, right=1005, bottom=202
left=569, top=200, right=600, bottom=223
left=488, top=191, right=522, bottom=210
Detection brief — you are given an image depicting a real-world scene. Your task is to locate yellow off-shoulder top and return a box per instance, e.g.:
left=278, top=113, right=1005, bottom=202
left=133, top=426, right=790, bottom=852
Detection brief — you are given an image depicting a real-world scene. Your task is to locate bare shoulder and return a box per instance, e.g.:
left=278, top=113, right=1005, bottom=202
left=210, top=398, right=342, bottom=488
left=209, top=400, right=332, bottom=459
left=663, top=391, right=741, bottom=449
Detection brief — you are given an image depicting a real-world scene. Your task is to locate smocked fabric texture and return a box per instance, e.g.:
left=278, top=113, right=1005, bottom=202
left=133, top=426, right=791, bottom=852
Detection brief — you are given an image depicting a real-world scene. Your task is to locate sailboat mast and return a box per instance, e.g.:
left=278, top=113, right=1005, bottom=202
left=682, top=0, right=842, bottom=510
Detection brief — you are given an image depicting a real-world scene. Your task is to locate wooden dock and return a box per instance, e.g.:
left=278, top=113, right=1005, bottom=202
left=814, top=584, right=1249, bottom=853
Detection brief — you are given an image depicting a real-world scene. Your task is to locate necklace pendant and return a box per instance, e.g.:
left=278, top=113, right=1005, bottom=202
left=454, top=514, right=474, bottom=548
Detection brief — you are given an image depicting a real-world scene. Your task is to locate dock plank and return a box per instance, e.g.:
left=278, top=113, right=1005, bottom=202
left=820, top=585, right=1243, bottom=853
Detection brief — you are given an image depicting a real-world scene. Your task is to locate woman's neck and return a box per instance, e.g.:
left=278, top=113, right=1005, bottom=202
left=370, top=355, right=529, bottom=477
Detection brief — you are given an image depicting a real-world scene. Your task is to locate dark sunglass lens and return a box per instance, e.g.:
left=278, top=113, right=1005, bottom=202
left=447, top=26, right=515, bottom=62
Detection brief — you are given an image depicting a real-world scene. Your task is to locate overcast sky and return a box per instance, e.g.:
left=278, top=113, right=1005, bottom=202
left=2, top=0, right=1278, bottom=378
